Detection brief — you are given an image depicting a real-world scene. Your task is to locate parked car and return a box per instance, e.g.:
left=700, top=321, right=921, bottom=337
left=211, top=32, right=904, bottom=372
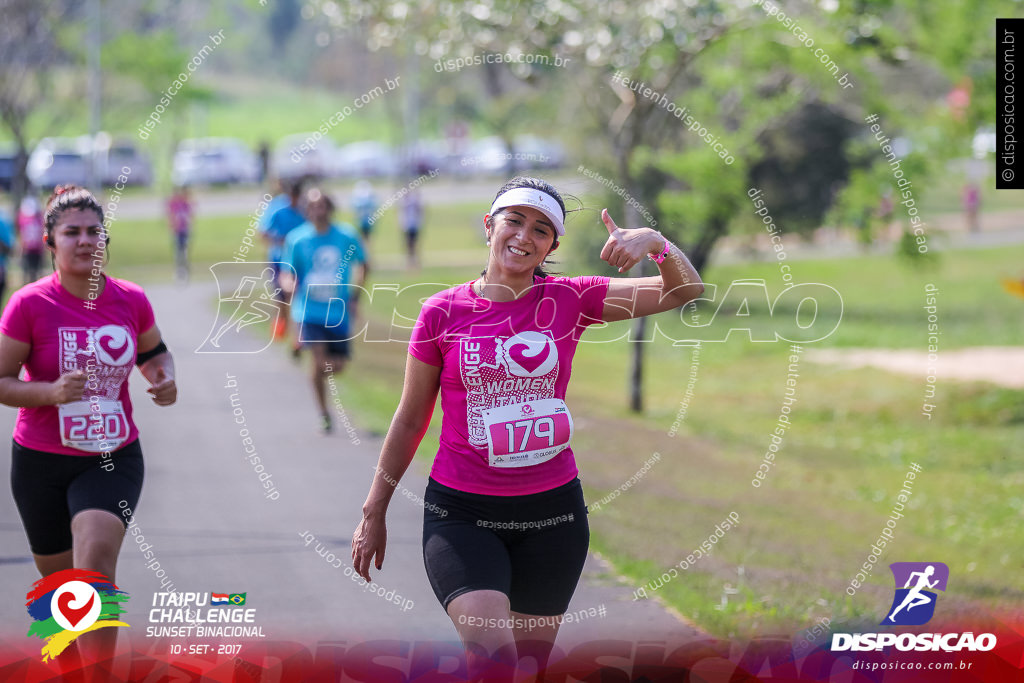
left=94, top=133, right=153, bottom=187
left=512, top=134, right=566, bottom=170
left=172, top=138, right=261, bottom=187
left=271, top=133, right=340, bottom=181
left=27, top=136, right=93, bottom=189
left=333, top=141, right=397, bottom=178
left=457, top=135, right=567, bottom=175
left=396, top=139, right=447, bottom=176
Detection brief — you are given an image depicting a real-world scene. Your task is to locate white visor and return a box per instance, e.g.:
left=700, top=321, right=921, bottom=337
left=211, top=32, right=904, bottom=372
left=489, top=187, right=565, bottom=236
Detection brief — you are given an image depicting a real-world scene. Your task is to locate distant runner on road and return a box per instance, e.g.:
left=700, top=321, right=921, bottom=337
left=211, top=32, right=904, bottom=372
left=260, top=180, right=306, bottom=346
left=352, top=176, right=704, bottom=681
left=279, top=188, right=368, bottom=434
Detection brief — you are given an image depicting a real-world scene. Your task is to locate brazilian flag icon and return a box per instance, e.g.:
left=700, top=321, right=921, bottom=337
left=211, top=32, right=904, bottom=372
left=228, top=593, right=246, bottom=606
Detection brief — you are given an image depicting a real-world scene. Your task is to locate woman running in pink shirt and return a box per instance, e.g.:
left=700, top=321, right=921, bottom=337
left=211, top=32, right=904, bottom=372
left=0, top=185, right=176, bottom=660
left=352, top=176, right=703, bottom=680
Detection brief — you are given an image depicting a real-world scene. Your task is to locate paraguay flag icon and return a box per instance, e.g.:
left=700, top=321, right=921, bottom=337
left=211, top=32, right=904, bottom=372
left=25, top=569, right=130, bottom=661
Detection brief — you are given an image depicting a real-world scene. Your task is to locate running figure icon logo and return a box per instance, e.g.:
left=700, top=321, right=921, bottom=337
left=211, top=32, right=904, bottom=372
left=882, top=562, right=949, bottom=626
left=197, top=262, right=295, bottom=353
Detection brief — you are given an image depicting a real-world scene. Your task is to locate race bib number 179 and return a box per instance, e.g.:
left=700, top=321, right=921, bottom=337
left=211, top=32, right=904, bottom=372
left=482, top=398, right=573, bottom=468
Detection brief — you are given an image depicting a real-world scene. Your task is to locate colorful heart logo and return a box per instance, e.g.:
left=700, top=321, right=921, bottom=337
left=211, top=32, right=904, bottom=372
left=57, top=591, right=95, bottom=629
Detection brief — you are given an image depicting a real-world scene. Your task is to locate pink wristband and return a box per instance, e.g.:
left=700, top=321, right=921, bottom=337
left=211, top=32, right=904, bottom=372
left=648, top=238, right=671, bottom=264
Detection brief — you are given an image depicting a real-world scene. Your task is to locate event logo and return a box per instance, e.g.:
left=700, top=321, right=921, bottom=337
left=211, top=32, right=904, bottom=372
left=499, top=331, right=558, bottom=377
left=831, top=560, right=995, bottom=653
left=26, top=569, right=129, bottom=661
left=883, top=562, right=949, bottom=626
left=94, top=324, right=134, bottom=366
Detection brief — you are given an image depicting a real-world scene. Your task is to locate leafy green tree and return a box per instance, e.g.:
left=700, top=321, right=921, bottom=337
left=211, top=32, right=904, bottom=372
left=0, top=0, right=76, bottom=211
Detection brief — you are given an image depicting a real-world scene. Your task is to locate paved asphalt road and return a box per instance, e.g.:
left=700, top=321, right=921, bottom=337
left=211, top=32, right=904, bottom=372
left=0, top=276, right=704, bottom=661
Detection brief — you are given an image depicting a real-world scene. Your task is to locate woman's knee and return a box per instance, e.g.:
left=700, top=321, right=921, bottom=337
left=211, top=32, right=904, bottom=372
left=448, top=590, right=517, bottom=651
left=71, top=510, right=126, bottom=561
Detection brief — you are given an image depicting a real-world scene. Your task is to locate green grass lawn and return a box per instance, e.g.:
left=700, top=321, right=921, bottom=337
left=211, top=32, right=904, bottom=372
left=85, top=201, right=1024, bottom=640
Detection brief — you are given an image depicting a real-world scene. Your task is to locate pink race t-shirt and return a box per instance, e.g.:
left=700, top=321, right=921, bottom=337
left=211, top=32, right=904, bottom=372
left=409, top=275, right=610, bottom=496
left=0, top=273, right=156, bottom=455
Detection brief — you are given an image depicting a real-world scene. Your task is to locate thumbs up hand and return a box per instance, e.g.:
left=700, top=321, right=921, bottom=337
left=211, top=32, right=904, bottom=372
left=598, top=209, right=663, bottom=273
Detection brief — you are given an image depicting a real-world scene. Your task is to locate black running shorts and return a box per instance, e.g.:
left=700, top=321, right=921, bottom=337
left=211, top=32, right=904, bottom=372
left=10, top=438, right=144, bottom=555
left=422, top=477, right=590, bottom=617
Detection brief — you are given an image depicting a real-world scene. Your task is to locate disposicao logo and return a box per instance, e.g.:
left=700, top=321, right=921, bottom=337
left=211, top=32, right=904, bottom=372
left=26, top=569, right=129, bottom=661
left=831, top=562, right=996, bottom=653
left=883, top=562, right=948, bottom=626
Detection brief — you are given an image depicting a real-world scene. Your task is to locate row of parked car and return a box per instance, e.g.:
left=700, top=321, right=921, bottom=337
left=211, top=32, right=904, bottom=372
left=272, top=133, right=566, bottom=180
left=0, top=134, right=154, bottom=191
left=0, top=132, right=566, bottom=191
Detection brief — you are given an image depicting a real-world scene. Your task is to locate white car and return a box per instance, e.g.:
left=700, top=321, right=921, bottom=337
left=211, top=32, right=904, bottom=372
left=172, top=138, right=261, bottom=187
left=459, top=135, right=567, bottom=175
left=333, top=141, right=398, bottom=178
left=272, top=133, right=340, bottom=180
left=27, top=137, right=93, bottom=189
left=93, top=133, right=153, bottom=187
left=513, top=135, right=565, bottom=170
left=397, top=139, right=447, bottom=176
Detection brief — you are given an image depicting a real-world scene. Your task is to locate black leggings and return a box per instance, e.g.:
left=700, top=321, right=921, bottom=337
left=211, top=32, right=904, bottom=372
left=10, top=439, right=144, bottom=555
left=422, top=477, right=590, bottom=617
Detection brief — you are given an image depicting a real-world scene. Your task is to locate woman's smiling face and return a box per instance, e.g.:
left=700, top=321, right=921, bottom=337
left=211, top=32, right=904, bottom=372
left=486, top=205, right=559, bottom=276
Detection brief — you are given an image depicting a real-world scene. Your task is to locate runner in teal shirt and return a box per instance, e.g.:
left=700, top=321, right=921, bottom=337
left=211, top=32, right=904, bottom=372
left=280, top=188, right=368, bottom=433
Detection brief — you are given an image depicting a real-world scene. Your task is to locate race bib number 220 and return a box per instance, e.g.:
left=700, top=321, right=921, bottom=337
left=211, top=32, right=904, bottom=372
left=58, top=399, right=129, bottom=453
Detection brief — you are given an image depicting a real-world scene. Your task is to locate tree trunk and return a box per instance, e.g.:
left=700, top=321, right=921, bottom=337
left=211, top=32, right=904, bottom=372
left=11, top=138, right=29, bottom=224
left=629, top=314, right=646, bottom=412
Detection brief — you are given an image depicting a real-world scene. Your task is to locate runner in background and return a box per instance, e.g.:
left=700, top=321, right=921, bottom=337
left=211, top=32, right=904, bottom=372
left=400, top=188, right=424, bottom=270
left=166, top=186, right=193, bottom=281
left=0, top=185, right=176, bottom=663
left=352, top=176, right=703, bottom=681
left=261, top=178, right=291, bottom=228
left=0, top=198, right=14, bottom=305
left=279, top=188, right=368, bottom=434
left=261, top=180, right=306, bottom=348
left=18, top=194, right=45, bottom=284
left=351, top=180, right=378, bottom=243
left=962, top=182, right=980, bottom=234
